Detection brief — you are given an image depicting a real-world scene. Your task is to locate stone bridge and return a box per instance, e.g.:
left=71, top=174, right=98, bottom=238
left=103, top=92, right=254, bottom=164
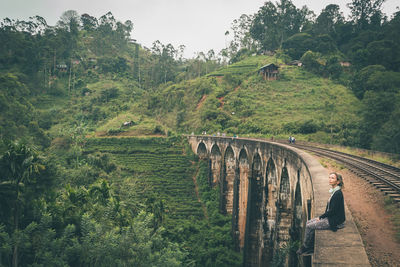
left=187, top=135, right=370, bottom=267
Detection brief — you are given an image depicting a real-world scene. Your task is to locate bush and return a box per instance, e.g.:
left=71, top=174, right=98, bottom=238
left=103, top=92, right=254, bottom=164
left=283, top=122, right=299, bottom=133
left=325, top=56, right=343, bottom=79
left=87, top=153, right=117, bottom=173
left=282, top=33, right=314, bottom=59
left=107, top=128, right=122, bottom=135
left=98, top=57, right=128, bottom=74
left=351, top=65, right=386, bottom=99
left=223, top=74, right=241, bottom=87
left=300, top=51, right=323, bottom=75
left=153, top=125, right=164, bottom=134
left=99, top=87, right=119, bottom=102
left=81, top=87, right=92, bottom=96
left=299, top=120, right=319, bottom=134
left=314, top=34, right=337, bottom=54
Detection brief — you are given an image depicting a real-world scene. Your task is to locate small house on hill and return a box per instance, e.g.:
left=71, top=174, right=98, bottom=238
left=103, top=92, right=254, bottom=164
left=288, top=60, right=302, bottom=67
left=56, top=63, right=68, bottom=71
left=259, top=63, right=279, bottom=81
left=340, top=61, right=351, bottom=67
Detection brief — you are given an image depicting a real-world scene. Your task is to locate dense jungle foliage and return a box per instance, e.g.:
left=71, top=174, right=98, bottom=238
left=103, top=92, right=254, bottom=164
left=1, top=0, right=400, bottom=266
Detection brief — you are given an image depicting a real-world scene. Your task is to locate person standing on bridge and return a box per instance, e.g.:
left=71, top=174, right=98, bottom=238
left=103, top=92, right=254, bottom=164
left=297, top=172, right=345, bottom=255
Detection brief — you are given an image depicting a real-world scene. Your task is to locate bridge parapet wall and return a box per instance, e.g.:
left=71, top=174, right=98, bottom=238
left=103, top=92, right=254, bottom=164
left=187, top=135, right=370, bottom=266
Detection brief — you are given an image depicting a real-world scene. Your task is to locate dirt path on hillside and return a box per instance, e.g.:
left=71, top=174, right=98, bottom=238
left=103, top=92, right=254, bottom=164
left=217, top=85, right=241, bottom=110
left=217, top=96, right=225, bottom=109
left=196, top=95, right=208, bottom=110
left=321, top=159, right=400, bottom=267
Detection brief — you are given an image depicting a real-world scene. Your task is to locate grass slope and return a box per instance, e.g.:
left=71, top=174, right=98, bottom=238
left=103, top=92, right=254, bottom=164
left=145, top=55, right=361, bottom=144
left=84, top=137, right=203, bottom=222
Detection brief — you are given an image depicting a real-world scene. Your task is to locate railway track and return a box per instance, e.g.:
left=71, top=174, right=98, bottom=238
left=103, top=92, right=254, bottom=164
left=287, top=142, right=400, bottom=205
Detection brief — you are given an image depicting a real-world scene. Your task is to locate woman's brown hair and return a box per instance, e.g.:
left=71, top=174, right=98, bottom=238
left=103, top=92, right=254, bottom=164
left=330, top=172, right=344, bottom=188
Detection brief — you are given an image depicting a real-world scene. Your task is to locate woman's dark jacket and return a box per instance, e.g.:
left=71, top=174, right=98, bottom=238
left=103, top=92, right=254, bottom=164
left=319, top=189, right=345, bottom=231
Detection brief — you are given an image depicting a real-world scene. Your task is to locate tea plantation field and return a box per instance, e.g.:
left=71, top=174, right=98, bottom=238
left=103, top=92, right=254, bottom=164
left=84, top=137, right=204, bottom=222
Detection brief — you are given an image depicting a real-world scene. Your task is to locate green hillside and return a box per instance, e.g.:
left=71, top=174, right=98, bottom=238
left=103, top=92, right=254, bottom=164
left=140, top=55, right=361, bottom=145
left=82, top=136, right=241, bottom=266
left=84, top=137, right=203, bottom=221
left=1, top=2, right=400, bottom=266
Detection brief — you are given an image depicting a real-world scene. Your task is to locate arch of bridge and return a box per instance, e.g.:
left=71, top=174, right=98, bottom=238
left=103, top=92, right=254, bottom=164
left=190, top=137, right=314, bottom=215
left=188, top=135, right=370, bottom=267
left=189, top=136, right=314, bottom=259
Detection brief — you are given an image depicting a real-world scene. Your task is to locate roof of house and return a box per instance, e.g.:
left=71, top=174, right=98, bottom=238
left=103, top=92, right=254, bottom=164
left=259, top=63, right=279, bottom=70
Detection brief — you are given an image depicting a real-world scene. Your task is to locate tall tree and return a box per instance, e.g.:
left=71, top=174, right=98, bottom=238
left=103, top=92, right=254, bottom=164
left=229, top=14, right=256, bottom=53
left=347, top=0, right=386, bottom=30
left=250, top=0, right=311, bottom=51
left=151, top=41, right=178, bottom=84
left=57, top=10, right=80, bottom=32
left=250, top=2, right=280, bottom=51
left=81, top=13, right=98, bottom=31
left=314, top=4, right=345, bottom=38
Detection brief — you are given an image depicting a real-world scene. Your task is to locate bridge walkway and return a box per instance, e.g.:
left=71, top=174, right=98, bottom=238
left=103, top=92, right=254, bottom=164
left=286, top=143, right=370, bottom=266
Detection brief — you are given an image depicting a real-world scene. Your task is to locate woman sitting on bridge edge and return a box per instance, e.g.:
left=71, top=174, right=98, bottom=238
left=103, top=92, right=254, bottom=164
left=297, top=172, right=346, bottom=255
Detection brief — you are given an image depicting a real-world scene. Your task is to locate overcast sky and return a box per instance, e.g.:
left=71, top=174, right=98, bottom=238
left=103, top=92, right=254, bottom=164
left=1, top=0, right=399, bottom=58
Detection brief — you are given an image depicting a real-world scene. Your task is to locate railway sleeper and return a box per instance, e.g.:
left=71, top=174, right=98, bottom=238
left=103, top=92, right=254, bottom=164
left=382, top=192, right=398, bottom=197
left=374, top=184, right=388, bottom=188
left=371, top=182, right=384, bottom=186
left=379, top=188, right=393, bottom=192
left=366, top=178, right=378, bottom=183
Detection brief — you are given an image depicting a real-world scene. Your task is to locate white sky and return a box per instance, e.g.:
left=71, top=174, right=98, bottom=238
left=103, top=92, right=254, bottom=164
left=0, top=0, right=399, bottom=58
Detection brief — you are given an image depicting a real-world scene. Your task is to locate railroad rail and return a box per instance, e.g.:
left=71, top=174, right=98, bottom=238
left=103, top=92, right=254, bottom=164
left=282, top=142, right=400, bottom=204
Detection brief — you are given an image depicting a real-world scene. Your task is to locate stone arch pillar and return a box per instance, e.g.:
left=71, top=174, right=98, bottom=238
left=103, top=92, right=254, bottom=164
left=262, top=158, right=278, bottom=265
left=244, top=153, right=263, bottom=267
left=289, top=170, right=303, bottom=266
left=222, top=146, right=235, bottom=214
left=210, top=144, right=222, bottom=187
left=235, top=148, right=249, bottom=250
left=292, top=171, right=303, bottom=240
left=276, top=166, right=292, bottom=249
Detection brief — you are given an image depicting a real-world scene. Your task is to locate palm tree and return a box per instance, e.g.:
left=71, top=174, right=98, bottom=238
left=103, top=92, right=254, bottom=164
left=0, top=140, right=43, bottom=267
left=89, top=179, right=110, bottom=205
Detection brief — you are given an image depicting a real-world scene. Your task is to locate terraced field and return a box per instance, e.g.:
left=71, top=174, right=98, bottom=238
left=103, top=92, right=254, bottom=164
left=207, top=55, right=273, bottom=77
left=84, top=137, right=204, bottom=221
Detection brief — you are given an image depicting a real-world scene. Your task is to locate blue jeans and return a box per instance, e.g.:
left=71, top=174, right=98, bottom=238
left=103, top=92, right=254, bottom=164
left=303, top=217, right=330, bottom=248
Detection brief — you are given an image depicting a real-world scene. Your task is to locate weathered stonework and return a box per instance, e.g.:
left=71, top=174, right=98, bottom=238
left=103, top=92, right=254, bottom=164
left=223, top=146, right=235, bottom=214
left=189, top=136, right=314, bottom=266
left=188, top=135, right=370, bottom=267
left=238, top=149, right=249, bottom=249
left=211, top=144, right=222, bottom=186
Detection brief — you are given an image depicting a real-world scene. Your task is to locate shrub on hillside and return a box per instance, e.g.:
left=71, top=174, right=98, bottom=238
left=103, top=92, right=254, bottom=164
left=87, top=152, right=117, bottom=173
left=223, top=73, right=241, bottom=87
left=98, top=56, right=128, bottom=74
left=153, top=125, right=164, bottom=134
left=299, top=120, right=319, bottom=134
left=99, top=87, right=120, bottom=102
left=283, top=122, right=299, bottom=133
left=282, top=33, right=315, bottom=59
left=313, top=34, right=337, bottom=54
left=107, top=128, right=122, bottom=135
left=325, top=55, right=343, bottom=79
left=300, top=51, right=323, bottom=75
